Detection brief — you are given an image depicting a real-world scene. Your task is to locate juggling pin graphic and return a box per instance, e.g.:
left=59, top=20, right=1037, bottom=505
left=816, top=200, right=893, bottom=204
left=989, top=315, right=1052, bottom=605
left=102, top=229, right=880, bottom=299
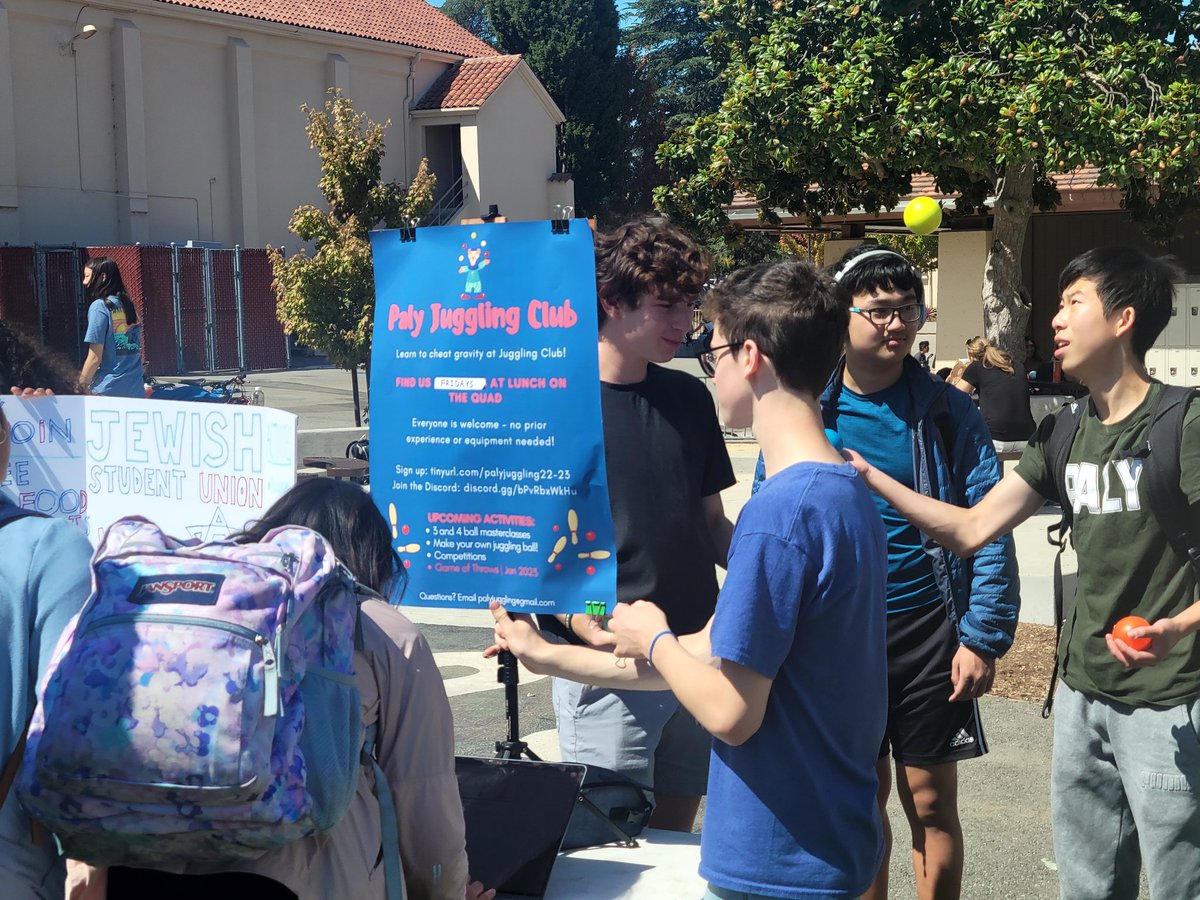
left=388, top=503, right=398, bottom=539
left=577, top=550, right=611, bottom=560
left=568, top=509, right=579, bottom=545
left=399, top=543, right=421, bottom=553
left=547, top=535, right=568, bottom=563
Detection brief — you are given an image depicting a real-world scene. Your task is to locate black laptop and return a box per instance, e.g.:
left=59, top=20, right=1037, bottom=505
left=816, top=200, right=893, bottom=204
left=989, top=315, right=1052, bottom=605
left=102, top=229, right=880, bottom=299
left=455, top=756, right=587, bottom=899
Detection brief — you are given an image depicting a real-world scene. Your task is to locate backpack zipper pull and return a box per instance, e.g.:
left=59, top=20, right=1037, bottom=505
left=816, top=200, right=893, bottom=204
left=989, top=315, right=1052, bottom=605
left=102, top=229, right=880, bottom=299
left=259, top=635, right=279, bottom=717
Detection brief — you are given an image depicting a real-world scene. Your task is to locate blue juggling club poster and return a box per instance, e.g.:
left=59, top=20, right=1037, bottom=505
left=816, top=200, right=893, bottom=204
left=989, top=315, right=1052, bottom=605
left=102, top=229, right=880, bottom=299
left=369, top=221, right=616, bottom=614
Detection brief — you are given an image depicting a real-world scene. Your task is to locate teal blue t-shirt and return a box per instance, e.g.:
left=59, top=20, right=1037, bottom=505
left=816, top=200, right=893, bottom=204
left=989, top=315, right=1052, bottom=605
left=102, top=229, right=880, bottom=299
left=835, top=381, right=940, bottom=614
left=84, top=297, right=145, bottom=398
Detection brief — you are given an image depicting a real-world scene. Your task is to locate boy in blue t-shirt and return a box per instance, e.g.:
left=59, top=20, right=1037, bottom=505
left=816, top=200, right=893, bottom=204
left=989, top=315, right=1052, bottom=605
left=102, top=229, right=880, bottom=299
left=490, top=259, right=889, bottom=898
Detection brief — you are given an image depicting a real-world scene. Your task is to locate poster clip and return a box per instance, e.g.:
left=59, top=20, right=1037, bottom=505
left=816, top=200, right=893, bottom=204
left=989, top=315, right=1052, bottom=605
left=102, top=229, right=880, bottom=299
left=399, top=219, right=418, bottom=243
left=551, top=206, right=573, bottom=235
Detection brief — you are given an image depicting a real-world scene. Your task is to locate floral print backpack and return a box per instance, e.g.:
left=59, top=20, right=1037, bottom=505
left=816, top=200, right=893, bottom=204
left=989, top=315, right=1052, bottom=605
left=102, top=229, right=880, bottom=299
left=16, top=517, right=372, bottom=868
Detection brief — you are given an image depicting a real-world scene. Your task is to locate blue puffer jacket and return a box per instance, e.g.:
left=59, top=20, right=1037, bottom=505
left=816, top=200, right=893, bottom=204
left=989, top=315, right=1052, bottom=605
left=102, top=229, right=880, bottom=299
left=752, top=356, right=1020, bottom=658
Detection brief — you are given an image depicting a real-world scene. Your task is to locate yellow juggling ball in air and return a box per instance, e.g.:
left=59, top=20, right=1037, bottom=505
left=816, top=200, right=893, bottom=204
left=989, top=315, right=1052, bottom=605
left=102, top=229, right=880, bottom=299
left=903, top=197, right=943, bottom=235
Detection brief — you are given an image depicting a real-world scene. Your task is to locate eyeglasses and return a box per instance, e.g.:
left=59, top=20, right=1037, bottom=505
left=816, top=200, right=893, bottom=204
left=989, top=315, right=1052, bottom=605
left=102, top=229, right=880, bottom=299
left=700, top=342, right=743, bottom=377
left=849, top=303, right=923, bottom=325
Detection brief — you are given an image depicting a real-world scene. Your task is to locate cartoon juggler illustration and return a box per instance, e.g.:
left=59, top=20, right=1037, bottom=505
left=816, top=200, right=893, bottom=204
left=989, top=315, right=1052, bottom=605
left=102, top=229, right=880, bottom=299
left=458, top=233, right=490, bottom=299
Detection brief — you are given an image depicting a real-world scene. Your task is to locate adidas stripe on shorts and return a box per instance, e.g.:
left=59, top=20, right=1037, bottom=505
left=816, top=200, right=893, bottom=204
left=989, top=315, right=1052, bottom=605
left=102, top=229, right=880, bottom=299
left=878, top=598, right=988, bottom=766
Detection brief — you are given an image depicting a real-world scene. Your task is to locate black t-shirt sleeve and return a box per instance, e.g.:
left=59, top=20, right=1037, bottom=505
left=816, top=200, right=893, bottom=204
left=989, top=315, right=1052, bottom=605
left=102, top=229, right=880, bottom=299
left=960, top=360, right=982, bottom=389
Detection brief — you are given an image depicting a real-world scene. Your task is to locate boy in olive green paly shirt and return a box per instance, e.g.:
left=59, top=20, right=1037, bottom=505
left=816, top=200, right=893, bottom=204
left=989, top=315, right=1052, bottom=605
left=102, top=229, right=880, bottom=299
left=848, top=247, right=1200, bottom=900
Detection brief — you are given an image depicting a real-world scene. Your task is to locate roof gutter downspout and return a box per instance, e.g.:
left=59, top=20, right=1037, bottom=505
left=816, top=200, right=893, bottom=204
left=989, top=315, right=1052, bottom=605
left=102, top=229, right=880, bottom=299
left=403, top=52, right=423, bottom=182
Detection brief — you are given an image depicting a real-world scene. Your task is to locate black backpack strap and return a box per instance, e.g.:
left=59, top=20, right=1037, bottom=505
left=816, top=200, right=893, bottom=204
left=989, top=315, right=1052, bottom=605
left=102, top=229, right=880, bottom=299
left=1043, top=397, right=1087, bottom=544
left=1140, top=385, right=1200, bottom=581
left=1039, top=399, right=1086, bottom=718
left=0, top=506, right=45, bottom=530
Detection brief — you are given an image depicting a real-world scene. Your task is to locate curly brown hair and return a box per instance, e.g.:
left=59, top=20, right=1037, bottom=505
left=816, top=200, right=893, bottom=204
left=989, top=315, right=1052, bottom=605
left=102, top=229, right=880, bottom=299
left=0, top=321, right=83, bottom=395
left=594, top=221, right=710, bottom=323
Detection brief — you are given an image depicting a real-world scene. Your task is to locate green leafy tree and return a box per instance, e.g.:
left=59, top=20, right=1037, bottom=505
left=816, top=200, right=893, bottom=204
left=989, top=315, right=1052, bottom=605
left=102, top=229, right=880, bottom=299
left=487, top=0, right=625, bottom=216
left=703, top=228, right=788, bottom=274
left=271, top=93, right=435, bottom=376
left=440, top=0, right=497, bottom=47
left=657, top=0, right=1200, bottom=357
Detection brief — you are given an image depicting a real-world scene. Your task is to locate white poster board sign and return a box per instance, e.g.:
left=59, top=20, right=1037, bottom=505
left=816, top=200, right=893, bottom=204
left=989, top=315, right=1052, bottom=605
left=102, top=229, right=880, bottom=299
left=1, top=397, right=297, bottom=542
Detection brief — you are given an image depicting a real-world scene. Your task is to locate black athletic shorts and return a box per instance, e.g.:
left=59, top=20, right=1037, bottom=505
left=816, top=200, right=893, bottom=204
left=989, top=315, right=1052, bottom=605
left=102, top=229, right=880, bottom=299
left=878, top=598, right=988, bottom=766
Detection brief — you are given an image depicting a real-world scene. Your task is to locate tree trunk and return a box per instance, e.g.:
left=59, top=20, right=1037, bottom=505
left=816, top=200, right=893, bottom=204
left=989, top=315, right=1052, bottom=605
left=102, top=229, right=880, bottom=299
left=982, top=161, right=1036, bottom=362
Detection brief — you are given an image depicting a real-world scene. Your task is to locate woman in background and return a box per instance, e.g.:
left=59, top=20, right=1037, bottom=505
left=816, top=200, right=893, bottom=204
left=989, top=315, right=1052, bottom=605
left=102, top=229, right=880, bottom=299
left=80, top=257, right=144, bottom=398
left=954, top=336, right=1036, bottom=453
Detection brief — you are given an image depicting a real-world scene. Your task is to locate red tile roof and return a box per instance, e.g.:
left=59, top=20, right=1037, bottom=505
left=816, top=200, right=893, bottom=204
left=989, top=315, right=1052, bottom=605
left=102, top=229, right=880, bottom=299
left=413, top=55, right=523, bottom=110
left=155, top=0, right=497, bottom=58
left=1051, top=166, right=1102, bottom=192
left=902, top=167, right=1103, bottom=199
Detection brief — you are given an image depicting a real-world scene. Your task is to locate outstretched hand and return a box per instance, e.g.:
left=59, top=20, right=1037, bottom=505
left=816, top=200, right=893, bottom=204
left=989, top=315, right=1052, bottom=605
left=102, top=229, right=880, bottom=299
left=842, top=448, right=871, bottom=477
left=1106, top=617, right=1184, bottom=668
left=9, top=386, right=56, bottom=398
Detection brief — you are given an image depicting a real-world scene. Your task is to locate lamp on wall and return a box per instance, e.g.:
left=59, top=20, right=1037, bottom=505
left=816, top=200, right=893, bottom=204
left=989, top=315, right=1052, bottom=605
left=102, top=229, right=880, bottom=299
left=60, top=24, right=97, bottom=52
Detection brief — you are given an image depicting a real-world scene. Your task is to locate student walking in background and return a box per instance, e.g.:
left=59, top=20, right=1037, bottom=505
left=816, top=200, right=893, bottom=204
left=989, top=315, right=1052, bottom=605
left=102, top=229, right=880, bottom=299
left=916, top=340, right=932, bottom=373
left=80, top=257, right=145, bottom=398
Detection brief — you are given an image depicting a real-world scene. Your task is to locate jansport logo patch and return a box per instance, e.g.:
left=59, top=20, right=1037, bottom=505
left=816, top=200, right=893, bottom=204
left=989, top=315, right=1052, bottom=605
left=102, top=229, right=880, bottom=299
left=131, top=575, right=225, bottom=605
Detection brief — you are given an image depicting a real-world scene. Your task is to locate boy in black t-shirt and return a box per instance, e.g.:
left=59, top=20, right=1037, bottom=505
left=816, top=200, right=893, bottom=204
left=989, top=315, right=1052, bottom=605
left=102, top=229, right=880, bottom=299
left=546, top=221, right=736, bottom=832
left=849, top=247, right=1200, bottom=898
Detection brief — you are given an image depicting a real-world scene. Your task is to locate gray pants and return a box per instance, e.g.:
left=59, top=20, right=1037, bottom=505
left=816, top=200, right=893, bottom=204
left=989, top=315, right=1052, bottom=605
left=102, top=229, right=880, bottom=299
left=1051, top=683, right=1200, bottom=899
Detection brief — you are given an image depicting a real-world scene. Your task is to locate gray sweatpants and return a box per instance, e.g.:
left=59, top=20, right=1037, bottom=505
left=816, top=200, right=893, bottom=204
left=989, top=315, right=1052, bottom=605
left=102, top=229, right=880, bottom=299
left=1051, top=683, right=1200, bottom=899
